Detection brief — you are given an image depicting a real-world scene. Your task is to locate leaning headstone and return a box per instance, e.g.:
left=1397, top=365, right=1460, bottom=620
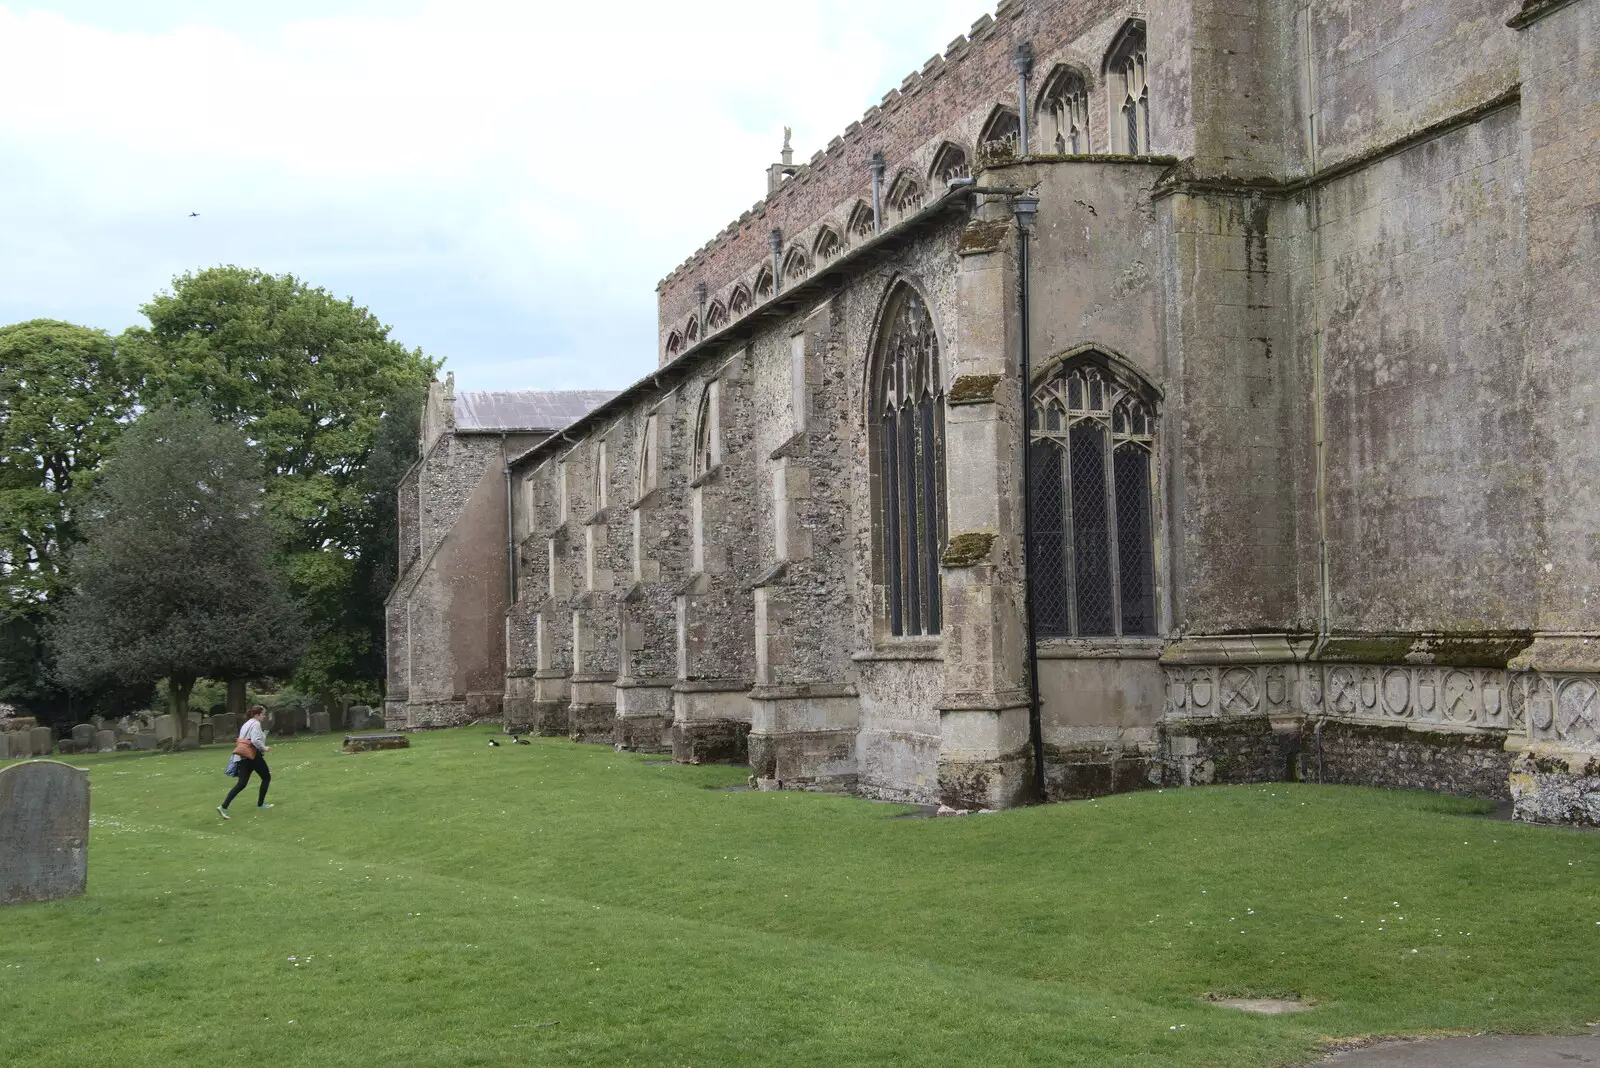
left=131, top=732, right=157, bottom=751
left=0, top=760, right=89, bottom=905
left=198, top=723, right=214, bottom=746
left=71, top=724, right=94, bottom=750
left=94, top=730, right=115, bottom=753
left=153, top=716, right=175, bottom=745
left=343, top=733, right=409, bottom=753
left=309, top=711, right=330, bottom=735
left=29, top=727, right=51, bottom=757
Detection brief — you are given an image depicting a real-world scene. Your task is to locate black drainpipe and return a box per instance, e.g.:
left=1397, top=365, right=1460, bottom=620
left=869, top=151, right=886, bottom=234
left=1012, top=193, right=1044, bottom=802
left=1013, top=42, right=1033, bottom=155
left=503, top=434, right=516, bottom=605
left=769, top=228, right=784, bottom=289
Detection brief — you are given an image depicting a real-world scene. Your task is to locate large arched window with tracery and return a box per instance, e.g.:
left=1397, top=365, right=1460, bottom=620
left=872, top=283, right=946, bottom=637
left=1106, top=21, right=1150, bottom=154
left=1030, top=356, right=1157, bottom=637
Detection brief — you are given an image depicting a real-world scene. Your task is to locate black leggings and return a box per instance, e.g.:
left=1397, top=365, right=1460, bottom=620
left=223, top=754, right=271, bottom=809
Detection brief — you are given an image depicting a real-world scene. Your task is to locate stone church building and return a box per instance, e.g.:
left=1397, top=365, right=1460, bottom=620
left=398, top=0, right=1600, bottom=824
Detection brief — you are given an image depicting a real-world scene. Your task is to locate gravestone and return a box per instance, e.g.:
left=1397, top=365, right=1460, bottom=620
left=131, top=732, right=157, bottom=751
left=0, top=733, right=11, bottom=760
left=270, top=709, right=296, bottom=737
left=347, top=706, right=375, bottom=731
left=29, top=727, right=51, bottom=757
left=153, top=716, right=175, bottom=745
left=198, top=723, right=214, bottom=746
left=177, top=735, right=199, bottom=751
left=212, top=713, right=238, bottom=739
left=0, top=760, right=89, bottom=905
left=344, top=733, right=409, bottom=753
left=329, top=704, right=346, bottom=731
left=71, top=724, right=94, bottom=750
left=94, top=730, right=115, bottom=753
left=309, top=711, right=330, bottom=735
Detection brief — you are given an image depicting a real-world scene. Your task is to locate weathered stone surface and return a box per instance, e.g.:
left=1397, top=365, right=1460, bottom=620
left=309, top=711, right=330, bottom=735
left=29, top=727, right=51, bottom=758
left=1509, top=750, right=1600, bottom=827
left=94, top=730, right=115, bottom=753
left=0, top=733, right=11, bottom=760
left=343, top=733, right=410, bottom=754
left=70, top=724, right=94, bottom=750
left=197, top=723, right=214, bottom=746
left=131, top=732, right=157, bottom=751
left=211, top=712, right=238, bottom=739
left=0, top=760, right=89, bottom=906
left=153, top=715, right=175, bottom=745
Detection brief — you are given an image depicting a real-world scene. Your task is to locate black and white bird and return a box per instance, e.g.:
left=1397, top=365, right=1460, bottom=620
left=487, top=738, right=501, bottom=747
left=511, top=735, right=530, bottom=745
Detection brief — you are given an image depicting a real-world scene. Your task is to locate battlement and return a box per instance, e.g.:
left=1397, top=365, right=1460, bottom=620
left=655, top=0, right=1136, bottom=365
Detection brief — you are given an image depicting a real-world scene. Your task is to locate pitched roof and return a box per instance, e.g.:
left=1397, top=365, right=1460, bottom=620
left=453, top=390, right=620, bottom=433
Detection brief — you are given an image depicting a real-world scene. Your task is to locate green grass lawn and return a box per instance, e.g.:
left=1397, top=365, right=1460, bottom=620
left=2, top=727, right=1597, bottom=1067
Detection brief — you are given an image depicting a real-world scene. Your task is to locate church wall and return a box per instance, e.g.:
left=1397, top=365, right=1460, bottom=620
left=1311, top=105, right=1535, bottom=636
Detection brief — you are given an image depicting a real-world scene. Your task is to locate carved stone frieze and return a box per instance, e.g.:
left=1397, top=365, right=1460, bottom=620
left=1161, top=662, right=1600, bottom=752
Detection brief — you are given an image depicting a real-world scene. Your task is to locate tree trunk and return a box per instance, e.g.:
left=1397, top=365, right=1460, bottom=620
left=226, top=678, right=247, bottom=718
left=170, top=675, right=194, bottom=743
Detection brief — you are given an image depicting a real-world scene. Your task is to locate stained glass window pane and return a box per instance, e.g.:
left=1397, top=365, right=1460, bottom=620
left=900, top=403, right=922, bottom=634
left=1031, top=441, right=1069, bottom=637
left=1115, top=445, right=1156, bottom=635
left=881, top=415, right=903, bottom=635
left=1070, top=422, right=1114, bottom=635
left=920, top=397, right=941, bottom=635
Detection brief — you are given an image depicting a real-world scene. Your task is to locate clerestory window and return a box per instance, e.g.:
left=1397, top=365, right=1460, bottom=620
left=1040, top=66, right=1090, bottom=154
left=1029, top=357, right=1157, bottom=637
left=872, top=283, right=946, bottom=638
left=1106, top=21, right=1150, bottom=155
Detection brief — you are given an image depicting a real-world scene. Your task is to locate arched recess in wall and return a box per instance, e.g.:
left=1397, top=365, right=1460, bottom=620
left=692, top=382, right=718, bottom=480
left=684, top=314, right=700, bottom=343
left=886, top=171, right=924, bottom=218
left=1037, top=64, right=1091, bottom=154
left=754, top=265, right=774, bottom=302
left=847, top=201, right=875, bottom=243
left=728, top=284, right=751, bottom=317
left=929, top=141, right=970, bottom=185
left=782, top=245, right=811, bottom=284
left=813, top=226, right=841, bottom=264
left=1103, top=19, right=1149, bottom=154
left=1028, top=347, right=1160, bottom=638
left=979, top=105, right=1021, bottom=154
left=867, top=279, right=946, bottom=639
left=665, top=331, right=682, bottom=359
left=705, top=300, right=728, bottom=332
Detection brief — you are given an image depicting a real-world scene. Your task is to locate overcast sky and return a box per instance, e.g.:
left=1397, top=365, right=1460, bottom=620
left=0, top=0, right=986, bottom=392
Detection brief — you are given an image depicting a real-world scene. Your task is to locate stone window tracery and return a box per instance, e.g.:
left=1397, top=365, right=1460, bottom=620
left=980, top=106, right=1021, bottom=155
left=693, top=381, right=720, bottom=480
left=705, top=300, right=728, bottom=331
left=635, top=414, right=658, bottom=500
left=871, top=282, right=945, bottom=638
left=754, top=266, right=774, bottom=302
left=887, top=172, right=924, bottom=218
left=684, top=314, right=700, bottom=344
left=813, top=227, right=841, bottom=263
left=1106, top=21, right=1149, bottom=154
left=1029, top=356, right=1157, bottom=637
left=665, top=331, right=682, bottom=359
left=728, top=284, right=751, bottom=317
left=930, top=141, right=969, bottom=185
left=782, top=245, right=811, bottom=284
left=847, top=201, right=875, bottom=243
left=1040, top=66, right=1091, bottom=154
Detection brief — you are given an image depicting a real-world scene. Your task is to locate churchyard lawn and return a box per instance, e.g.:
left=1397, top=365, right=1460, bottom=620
left=2, top=727, right=1597, bottom=1067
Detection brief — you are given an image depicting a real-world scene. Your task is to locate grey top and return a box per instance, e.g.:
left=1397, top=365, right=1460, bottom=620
left=454, top=390, right=619, bottom=433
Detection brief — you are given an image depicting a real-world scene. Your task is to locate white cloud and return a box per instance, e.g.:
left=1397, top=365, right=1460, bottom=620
left=0, top=0, right=986, bottom=389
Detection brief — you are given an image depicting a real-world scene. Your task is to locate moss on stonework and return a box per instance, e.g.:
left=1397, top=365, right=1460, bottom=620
left=1320, top=633, right=1533, bottom=668
left=957, top=219, right=1012, bottom=256
left=942, top=531, right=996, bottom=567
left=1315, top=720, right=1509, bottom=749
left=948, top=374, right=1002, bottom=405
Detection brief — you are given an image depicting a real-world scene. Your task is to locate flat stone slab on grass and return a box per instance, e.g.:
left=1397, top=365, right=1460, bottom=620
left=0, top=760, right=89, bottom=906
left=343, top=733, right=409, bottom=753
left=1210, top=997, right=1313, bottom=1014
left=1323, top=1032, right=1600, bottom=1066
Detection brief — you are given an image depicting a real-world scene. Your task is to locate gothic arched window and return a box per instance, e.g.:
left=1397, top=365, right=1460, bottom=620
left=847, top=201, right=875, bottom=242
left=813, top=227, right=841, bottom=263
left=872, top=283, right=946, bottom=637
left=887, top=172, right=924, bottom=218
left=980, top=106, right=1021, bottom=154
left=1029, top=356, right=1157, bottom=637
left=1105, top=21, right=1149, bottom=154
left=693, top=383, right=718, bottom=480
left=728, top=284, right=751, bottom=317
left=754, top=266, right=774, bottom=302
left=665, top=331, right=682, bottom=359
left=782, top=246, right=811, bottom=284
left=684, top=314, right=700, bottom=343
left=1040, top=66, right=1090, bottom=154
left=705, top=300, right=728, bottom=331
left=930, top=141, right=969, bottom=185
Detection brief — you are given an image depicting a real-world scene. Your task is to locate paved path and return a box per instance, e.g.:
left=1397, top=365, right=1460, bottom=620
left=1321, top=1032, right=1600, bottom=1066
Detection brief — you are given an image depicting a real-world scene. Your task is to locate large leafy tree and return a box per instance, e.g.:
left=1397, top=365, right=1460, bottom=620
left=121, top=268, right=436, bottom=696
left=0, top=320, right=139, bottom=610
left=52, top=407, right=303, bottom=736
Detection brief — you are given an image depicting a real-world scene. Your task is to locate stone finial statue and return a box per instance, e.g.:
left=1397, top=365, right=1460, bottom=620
left=781, top=126, right=793, bottom=165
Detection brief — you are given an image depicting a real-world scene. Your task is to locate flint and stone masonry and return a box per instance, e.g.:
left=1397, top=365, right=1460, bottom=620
left=397, top=0, right=1600, bottom=824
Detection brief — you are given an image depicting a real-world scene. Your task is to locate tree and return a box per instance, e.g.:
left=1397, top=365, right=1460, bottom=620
left=51, top=407, right=303, bottom=737
left=120, top=267, right=436, bottom=696
left=0, top=320, right=139, bottom=611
